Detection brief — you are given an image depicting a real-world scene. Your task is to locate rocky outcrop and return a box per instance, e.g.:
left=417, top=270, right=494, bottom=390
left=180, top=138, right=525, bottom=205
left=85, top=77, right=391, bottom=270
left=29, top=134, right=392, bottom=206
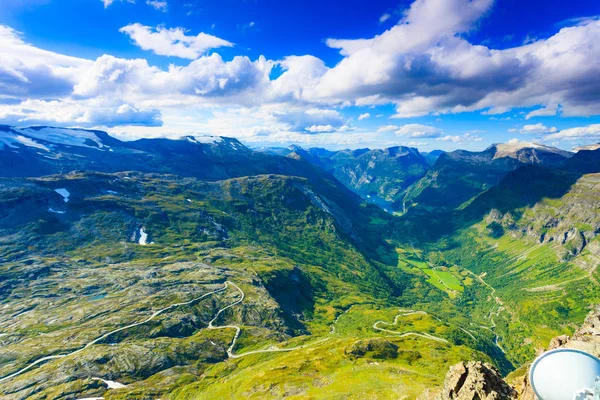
left=434, top=361, right=517, bottom=399
left=433, top=305, right=600, bottom=399
left=345, top=338, right=399, bottom=360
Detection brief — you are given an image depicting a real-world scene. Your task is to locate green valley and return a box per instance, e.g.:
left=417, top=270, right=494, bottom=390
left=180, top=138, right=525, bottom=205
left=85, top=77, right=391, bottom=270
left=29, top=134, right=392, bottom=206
left=0, top=127, right=599, bottom=399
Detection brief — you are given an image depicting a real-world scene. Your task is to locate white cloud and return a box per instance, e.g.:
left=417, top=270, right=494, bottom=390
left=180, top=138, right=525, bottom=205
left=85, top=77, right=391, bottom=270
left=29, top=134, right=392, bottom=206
left=102, top=0, right=135, bottom=8
left=239, top=21, right=256, bottom=34
left=305, top=124, right=336, bottom=133
left=0, top=98, right=162, bottom=127
left=394, top=124, right=441, bottom=138
left=358, top=112, right=370, bottom=120
left=525, top=104, right=558, bottom=119
left=520, top=123, right=557, bottom=134
left=437, top=133, right=483, bottom=143
left=3, top=0, right=600, bottom=147
left=288, top=0, right=600, bottom=119
left=379, top=13, right=391, bottom=24
left=545, top=124, right=600, bottom=140
left=376, top=125, right=399, bottom=132
left=407, top=141, right=428, bottom=147
left=274, top=108, right=347, bottom=133
left=0, top=25, right=91, bottom=98
left=119, top=24, right=233, bottom=59
left=146, top=0, right=167, bottom=11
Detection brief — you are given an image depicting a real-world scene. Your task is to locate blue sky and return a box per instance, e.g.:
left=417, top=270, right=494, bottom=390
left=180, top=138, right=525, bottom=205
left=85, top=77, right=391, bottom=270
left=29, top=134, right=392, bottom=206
left=1, top=0, right=600, bottom=151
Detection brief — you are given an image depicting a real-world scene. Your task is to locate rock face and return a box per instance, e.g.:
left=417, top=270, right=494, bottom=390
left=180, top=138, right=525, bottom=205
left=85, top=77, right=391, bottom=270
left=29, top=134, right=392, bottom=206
left=345, top=338, right=399, bottom=360
left=287, top=145, right=430, bottom=204
left=436, top=361, right=517, bottom=400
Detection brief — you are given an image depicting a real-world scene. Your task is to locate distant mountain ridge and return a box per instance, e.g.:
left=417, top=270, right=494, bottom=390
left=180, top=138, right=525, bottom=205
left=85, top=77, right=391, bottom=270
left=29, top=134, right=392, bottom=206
left=0, top=125, right=254, bottom=179
left=401, top=141, right=574, bottom=212
left=0, top=124, right=392, bottom=256
left=275, top=144, right=430, bottom=206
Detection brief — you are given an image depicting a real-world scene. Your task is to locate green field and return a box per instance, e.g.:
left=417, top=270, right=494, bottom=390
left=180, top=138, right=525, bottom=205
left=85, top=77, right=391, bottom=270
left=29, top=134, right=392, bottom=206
left=396, top=248, right=466, bottom=298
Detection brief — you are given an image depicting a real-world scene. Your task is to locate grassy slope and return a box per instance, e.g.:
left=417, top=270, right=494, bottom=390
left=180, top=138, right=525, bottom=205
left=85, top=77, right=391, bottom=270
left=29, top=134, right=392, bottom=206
left=396, top=170, right=600, bottom=367
left=0, top=172, right=488, bottom=399
left=4, top=166, right=597, bottom=398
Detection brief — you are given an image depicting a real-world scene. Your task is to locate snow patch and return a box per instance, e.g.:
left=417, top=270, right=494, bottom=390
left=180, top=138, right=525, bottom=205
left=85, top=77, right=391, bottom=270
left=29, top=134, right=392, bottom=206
left=48, top=208, right=66, bottom=214
left=138, top=228, right=148, bottom=245
left=0, top=131, right=49, bottom=151
left=93, top=377, right=127, bottom=389
left=185, top=135, right=223, bottom=144
left=55, top=188, right=70, bottom=202
left=15, top=135, right=50, bottom=151
left=16, top=127, right=108, bottom=149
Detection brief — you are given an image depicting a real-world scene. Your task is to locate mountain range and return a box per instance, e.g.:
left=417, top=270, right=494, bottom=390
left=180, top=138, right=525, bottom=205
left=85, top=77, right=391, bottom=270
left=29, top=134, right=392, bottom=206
left=0, top=125, right=599, bottom=399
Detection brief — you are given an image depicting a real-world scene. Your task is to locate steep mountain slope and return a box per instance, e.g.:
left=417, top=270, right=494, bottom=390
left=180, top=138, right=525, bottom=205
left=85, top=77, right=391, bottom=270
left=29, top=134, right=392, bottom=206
left=2, top=124, right=600, bottom=399
left=0, top=125, right=393, bottom=252
left=392, top=148, right=600, bottom=367
left=286, top=145, right=430, bottom=207
left=422, top=150, right=445, bottom=166
left=401, top=141, right=573, bottom=212
left=0, top=172, right=484, bottom=400
left=0, top=126, right=351, bottom=187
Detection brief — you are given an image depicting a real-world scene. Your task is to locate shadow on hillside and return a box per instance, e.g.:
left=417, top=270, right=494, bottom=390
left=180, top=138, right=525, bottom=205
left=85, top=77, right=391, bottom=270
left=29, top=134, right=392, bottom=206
left=262, top=267, right=314, bottom=334
left=392, top=150, right=600, bottom=245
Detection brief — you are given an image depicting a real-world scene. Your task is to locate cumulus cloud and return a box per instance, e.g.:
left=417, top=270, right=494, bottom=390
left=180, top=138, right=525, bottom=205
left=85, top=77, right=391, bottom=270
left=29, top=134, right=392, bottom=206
left=520, top=123, right=557, bottom=134
left=81, top=103, right=162, bottom=127
left=73, top=53, right=272, bottom=100
left=120, top=24, right=233, bottom=59
left=305, top=124, right=336, bottom=133
left=358, top=112, right=370, bottom=120
left=286, top=0, right=600, bottom=118
left=0, top=25, right=91, bottom=98
left=0, top=98, right=162, bottom=127
left=274, top=108, right=347, bottom=134
left=3, top=0, right=600, bottom=144
left=545, top=124, right=600, bottom=140
left=394, top=124, right=442, bottom=138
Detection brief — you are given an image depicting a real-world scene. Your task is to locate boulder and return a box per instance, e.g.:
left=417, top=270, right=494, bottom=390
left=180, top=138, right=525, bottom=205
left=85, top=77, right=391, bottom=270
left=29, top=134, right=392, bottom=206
left=436, top=361, right=516, bottom=400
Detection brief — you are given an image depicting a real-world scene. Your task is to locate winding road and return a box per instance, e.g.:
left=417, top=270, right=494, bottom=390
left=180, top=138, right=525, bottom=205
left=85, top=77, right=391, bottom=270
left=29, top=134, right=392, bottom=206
left=0, top=280, right=330, bottom=385
left=208, top=281, right=330, bottom=358
left=460, top=269, right=507, bottom=354
left=373, top=309, right=449, bottom=343
left=0, top=283, right=229, bottom=384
